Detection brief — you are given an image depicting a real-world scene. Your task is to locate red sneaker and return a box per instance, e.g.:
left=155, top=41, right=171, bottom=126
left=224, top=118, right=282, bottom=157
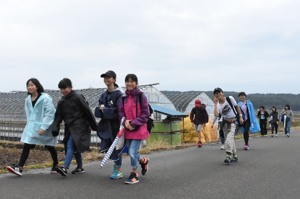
left=197, top=141, right=202, bottom=148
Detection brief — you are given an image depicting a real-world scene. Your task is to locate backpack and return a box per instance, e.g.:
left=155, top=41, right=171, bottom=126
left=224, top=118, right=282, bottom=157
left=226, top=97, right=242, bottom=127
left=122, top=93, right=154, bottom=133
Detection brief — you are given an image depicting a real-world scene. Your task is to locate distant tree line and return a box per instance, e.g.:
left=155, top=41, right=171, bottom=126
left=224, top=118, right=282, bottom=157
left=204, top=91, right=300, bottom=111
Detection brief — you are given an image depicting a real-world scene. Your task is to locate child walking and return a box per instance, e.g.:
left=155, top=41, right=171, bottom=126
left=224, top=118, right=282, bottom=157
left=190, top=99, right=209, bottom=147
left=269, top=106, right=279, bottom=137
left=6, top=78, right=58, bottom=176
left=52, top=78, right=97, bottom=176
left=213, top=88, right=243, bottom=164
left=94, top=70, right=124, bottom=179
left=118, top=74, right=150, bottom=184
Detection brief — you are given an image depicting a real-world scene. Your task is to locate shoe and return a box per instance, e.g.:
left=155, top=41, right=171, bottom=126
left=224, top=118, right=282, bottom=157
left=197, top=141, right=202, bottom=148
left=55, top=166, right=68, bottom=176
left=6, top=164, right=23, bottom=176
left=287, top=133, right=290, bottom=137
left=124, top=172, right=139, bottom=184
left=139, top=157, right=149, bottom=176
left=71, top=167, right=85, bottom=174
left=224, top=155, right=232, bottom=164
left=244, top=145, right=250, bottom=150
left=220, top=145, right=225, bottom=150
left=271, top=134, right=274, bottom=137
left=50, top=166, right=57, bottom=174
left=110, top=165, right=123, bottom=179
left=232, top=154, right=238, bottom=163
left=275, top=134, right=278, bottom=137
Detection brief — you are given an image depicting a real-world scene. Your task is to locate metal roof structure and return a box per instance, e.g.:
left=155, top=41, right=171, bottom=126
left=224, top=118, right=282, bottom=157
left=150, top=103, right=188, bottom=117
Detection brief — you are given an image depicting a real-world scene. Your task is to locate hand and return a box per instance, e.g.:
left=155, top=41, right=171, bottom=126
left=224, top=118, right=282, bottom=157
left=213, top=96, right=218, bottom=104
left=125, top=120, right=135, bottom=131
left=39, top=129, right=45, bottom=135
left=239, top=117, right=244, bottom=125
left=99, top=104, right=104, bottom=112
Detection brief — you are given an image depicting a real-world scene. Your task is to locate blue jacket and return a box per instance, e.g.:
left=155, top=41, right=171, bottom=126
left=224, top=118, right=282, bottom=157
left=21, top=93, right=57, bottom=146
left=238, top=100, right=261, bottom=133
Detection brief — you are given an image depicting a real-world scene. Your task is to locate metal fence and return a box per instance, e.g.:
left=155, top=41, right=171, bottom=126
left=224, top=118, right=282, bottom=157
left=0, top=120, right=101, bottom=148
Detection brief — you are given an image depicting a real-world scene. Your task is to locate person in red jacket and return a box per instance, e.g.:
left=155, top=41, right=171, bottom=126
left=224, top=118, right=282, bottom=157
left=190, top=99, right=209, bottom=147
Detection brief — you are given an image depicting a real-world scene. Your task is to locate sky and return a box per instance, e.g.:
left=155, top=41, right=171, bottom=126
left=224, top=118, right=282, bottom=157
left=0, top=0, right=299, bottom=94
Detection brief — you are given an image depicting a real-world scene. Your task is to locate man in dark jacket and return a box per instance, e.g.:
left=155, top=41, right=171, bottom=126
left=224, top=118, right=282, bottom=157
left=190, top=99, right=209, bottom=147
left=52, top=78, right=97, bottom=176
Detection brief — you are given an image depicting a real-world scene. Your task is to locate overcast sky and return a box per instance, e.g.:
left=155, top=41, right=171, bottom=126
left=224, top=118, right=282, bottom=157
left=0, top=0, right=299, bottom=94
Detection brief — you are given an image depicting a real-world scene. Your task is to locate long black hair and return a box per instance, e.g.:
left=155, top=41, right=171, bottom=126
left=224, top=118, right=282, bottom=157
left=26, top=78, right=44, bottom=95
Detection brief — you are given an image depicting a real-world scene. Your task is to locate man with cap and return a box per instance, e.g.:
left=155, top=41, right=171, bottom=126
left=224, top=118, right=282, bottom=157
left=190, top=99, right=209, bottom=147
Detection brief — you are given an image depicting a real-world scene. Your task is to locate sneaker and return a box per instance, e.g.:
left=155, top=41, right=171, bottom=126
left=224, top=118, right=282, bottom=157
left=110, top=165, right=123, bottom=179
left=197, top=141, right=202, bottom=148
left=50, top=166, right=57, bottom=174
left=232, top=154, right=238, bottom=163
left=287, top=133, right=290, bottom=137
left=124, top=172, right=139, bottom=184
left=55, top=166, right=68, bottom=176
left=224, top=155, right=232, bottom=164
left=71, top=167, right=85, bottom=174
left=6, top=164, right=23, bottom=176
left=271, top=134, right=274, bottom=137
left=244, top=145, right=250, bottom=150
left=275, top=134, right=278, bottom=137
left=139, top=157, right=149, bottom=176
left=220, top=145, right=225, bottom=150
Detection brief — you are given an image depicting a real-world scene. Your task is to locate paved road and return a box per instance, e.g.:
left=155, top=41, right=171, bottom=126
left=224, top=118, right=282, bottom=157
left=1, top=131, right=300, bottom=199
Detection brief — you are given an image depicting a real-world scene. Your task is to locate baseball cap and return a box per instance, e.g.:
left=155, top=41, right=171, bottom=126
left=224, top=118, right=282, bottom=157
left=100, top=70, right=116, bottom=79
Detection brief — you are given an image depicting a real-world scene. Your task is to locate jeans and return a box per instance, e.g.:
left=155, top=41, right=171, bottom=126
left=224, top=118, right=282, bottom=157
left=64, top=134, right=83, bottom=169
left=219, top=129, right=225, bottom=145
left=285, top=117, right=291, bottom=135
left=126, top=139, right=142, bottom=169
left=271, top=122, right=278, bottom=134
left=242, top=119, right=250, bottom=145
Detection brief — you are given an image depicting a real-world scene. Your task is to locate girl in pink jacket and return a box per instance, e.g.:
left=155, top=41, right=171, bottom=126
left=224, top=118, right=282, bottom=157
left=118, top=74, right=150, bottom=184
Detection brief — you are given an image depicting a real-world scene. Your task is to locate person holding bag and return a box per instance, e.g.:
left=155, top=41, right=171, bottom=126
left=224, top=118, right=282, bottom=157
left=95, top=70, right=124, bottom=179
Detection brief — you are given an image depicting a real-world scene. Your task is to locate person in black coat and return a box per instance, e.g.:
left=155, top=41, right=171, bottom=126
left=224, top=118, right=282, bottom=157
left=190, top=99, right=209, bottom=147
left=52, top=78, right=97, bottom=176
left=257, top=106, right=269, bottom=136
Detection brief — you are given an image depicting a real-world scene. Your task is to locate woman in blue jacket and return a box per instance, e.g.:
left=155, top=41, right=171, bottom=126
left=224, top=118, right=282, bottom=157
left=238, top=92, right=260, bottom=150
left=6, top=78, right=58, bottom=176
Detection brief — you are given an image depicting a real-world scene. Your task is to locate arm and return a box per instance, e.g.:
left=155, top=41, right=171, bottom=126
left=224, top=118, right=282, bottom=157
left=94, top=94, right=104, bottom=118
left=78, top=94, right=97, bottom=131
left=52, top=100, right=64, bottom=136
left=190, top=108, right=195, bottom=123
left=40, top=95, right=56, bottom=134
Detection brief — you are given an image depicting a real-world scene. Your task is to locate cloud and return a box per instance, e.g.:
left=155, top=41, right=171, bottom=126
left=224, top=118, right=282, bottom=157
left=0, top=0, right=299, bottom=93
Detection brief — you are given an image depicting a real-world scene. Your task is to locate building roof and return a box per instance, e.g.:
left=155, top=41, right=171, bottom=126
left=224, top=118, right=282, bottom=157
left=150, top=103, right=188, bottom=117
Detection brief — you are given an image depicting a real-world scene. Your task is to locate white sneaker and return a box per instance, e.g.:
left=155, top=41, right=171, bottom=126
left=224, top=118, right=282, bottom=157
left=220, top=145, right=225, bottom=150
left=275, top=134, right=278, bottom=137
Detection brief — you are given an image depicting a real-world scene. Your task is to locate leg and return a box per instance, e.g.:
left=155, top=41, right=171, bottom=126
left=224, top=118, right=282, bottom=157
left=19, top=143, right=36, bottom=168
left=274, top=123, right=278, bottom=135
left=45, top=145, right=58, bottom=167
left=286, top=118, right=291, bottom=136
left=243, top=119, right=250, bottom=146
left=219, top=129, right=225, bottom=145
left=64, top=135, right=75, bottom=169
left=125, top=139, right=142, bottom=184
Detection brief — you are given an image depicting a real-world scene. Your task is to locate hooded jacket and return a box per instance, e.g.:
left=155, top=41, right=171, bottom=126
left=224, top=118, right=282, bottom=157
left=118, top=88, right=150, bottom=140
left=21, top=93, right=57, bottom=146
left=238, top=100, right=261, bottom=133
left=190, top=104, right=209, bottom=125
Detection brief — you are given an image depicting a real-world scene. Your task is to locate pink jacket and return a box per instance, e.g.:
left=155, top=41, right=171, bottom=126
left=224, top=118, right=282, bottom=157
left=118, top=88, right=150, bottom=140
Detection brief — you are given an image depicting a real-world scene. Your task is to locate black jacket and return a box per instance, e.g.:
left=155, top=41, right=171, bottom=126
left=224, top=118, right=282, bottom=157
left=52, top=91, right=97, bottom=153
left=190, top=105, right=209, bottom=125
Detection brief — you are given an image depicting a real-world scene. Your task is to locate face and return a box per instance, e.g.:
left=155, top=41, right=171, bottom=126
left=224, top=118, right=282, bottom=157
left=27, top=81, right=38, bottom=94
left=125, top=78, right=137, bottom=91
left=214, top=92, right=223, bottom=101
left=239, top=95, right=246, bottom=102
left=103, top=76, right=115, bottom=87
left=60, top=87, right=72, bottom=96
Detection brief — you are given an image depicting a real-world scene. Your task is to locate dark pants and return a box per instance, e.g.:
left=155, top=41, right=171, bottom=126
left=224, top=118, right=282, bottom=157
left=259, top=119, right=267, bottom=135
left=219, top=129, right=225, bottom=145
left=242, top=119, right=250, bottom=145
left=19, top=143, right=58, bottom=167
left=271, top=122, right=278, bottom=134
